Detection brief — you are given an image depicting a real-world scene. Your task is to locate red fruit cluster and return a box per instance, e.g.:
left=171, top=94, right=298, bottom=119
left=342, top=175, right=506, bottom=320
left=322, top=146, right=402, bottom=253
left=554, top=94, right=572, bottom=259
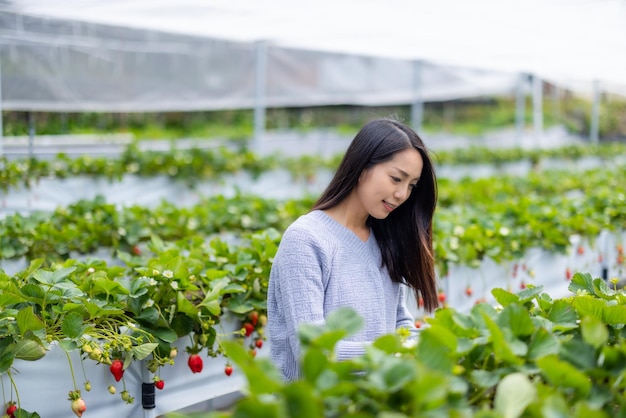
left=110, top=359, right=124, bottom=382
left=188, top=354, right=203, bottom=373
left=224, top=364, right=233, bottom=376
left=154, top=379, right=165, bottom=390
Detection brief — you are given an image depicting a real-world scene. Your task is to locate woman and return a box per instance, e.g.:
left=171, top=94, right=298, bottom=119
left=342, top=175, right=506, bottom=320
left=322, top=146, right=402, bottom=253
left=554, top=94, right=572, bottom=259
left=267, top=118, right=438, bottom=381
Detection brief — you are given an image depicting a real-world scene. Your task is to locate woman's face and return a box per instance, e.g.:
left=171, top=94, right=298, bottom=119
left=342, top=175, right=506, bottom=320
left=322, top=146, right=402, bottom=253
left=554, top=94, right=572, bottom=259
left=356, top=148, right=424, bottom=219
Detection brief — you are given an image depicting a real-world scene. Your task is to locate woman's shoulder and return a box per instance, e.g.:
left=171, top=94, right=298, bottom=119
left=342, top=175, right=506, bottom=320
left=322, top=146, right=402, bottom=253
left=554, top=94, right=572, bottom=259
left=284, top=210, right=326, bottom=236
left=282, top=210, right=337, bottom=243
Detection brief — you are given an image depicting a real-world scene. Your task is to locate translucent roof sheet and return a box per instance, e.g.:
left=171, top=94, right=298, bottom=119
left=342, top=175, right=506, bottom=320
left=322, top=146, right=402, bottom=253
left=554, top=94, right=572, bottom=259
left=1, top=0, right=625, bottom=111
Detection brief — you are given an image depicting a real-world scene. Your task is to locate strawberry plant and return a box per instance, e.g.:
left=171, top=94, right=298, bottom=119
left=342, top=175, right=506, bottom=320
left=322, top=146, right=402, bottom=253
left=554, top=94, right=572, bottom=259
left=0, top=228, right=278, bottom=416
left=215, top=272, right=626, bottom=417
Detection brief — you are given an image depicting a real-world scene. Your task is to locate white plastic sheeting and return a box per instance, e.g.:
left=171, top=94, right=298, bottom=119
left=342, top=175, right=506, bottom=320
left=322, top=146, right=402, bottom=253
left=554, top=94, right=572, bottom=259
left=0, top=7, right=520, bottom=111
left=1, top=0, right=625, bottom=112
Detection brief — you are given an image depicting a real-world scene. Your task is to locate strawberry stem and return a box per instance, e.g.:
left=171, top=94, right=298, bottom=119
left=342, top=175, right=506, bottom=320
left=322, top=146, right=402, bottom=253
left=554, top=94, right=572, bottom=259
left=79, top=354, right=89, bottom=382
left=6, top=371, right=21, bottom=412
left=65, top=351, right=78, bottom=391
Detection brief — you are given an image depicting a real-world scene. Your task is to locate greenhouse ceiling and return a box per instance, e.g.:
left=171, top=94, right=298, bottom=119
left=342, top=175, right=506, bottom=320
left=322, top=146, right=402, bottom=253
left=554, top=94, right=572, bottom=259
left=0, top=0, right=625, bottom=111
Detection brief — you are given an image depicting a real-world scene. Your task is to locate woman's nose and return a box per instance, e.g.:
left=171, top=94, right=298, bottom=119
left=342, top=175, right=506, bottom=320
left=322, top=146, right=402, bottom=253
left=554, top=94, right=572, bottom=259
left=394, top=186, right=409, bottom=201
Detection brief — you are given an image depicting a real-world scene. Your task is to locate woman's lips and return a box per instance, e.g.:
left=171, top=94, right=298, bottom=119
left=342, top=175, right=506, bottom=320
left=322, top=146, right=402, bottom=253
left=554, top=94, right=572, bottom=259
left=383, top=201, right=396, bottom=212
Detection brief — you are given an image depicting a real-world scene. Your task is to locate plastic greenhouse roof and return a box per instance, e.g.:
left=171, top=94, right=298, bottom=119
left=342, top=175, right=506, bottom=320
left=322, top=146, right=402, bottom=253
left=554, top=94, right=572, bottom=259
left=1, top=0, right=625, bottom=111
left=10, top=0, right=626, bottom=85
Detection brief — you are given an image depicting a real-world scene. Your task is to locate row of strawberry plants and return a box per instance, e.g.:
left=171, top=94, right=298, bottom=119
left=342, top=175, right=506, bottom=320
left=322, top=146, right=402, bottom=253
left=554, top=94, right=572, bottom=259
left=2, top=226, right=624, bottom=417
left=2, top=165, right=625, bottom=272
left=215, top=272, right=626, bottom=417
left=2, top=141, right=626, bottom=192
left=0, top=229, right=279, bottom=418
left=0, top=194, right=313, bottom=261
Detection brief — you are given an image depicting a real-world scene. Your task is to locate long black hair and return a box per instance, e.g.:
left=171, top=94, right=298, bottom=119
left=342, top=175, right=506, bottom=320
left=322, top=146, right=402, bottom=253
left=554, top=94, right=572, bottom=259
left=312, top=118, right=439, bottom=311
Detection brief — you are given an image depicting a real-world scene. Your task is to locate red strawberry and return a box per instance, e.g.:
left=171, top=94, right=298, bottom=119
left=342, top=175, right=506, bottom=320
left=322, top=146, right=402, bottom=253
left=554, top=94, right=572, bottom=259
left=565, top=268, right=572, bottom=280
left=6, top=403, right=17, bottom=418
left=465, top=286, right=473, bottom=297
left=224, top=365, right=233, bottom=376
left=577, top=245, right=585, bottom=255
left=110, top=359, right=124, bottom=382
left=255, top=339, right=263, bottom=349
left=154, top=379, right=165, bottom=390
left=520, top=281, right=527, bottom=289
left=249, top=311, right=259, bottom=327
left=249, top=348, right=257, bottom=358
left=131, top=245, right=142, bottom=256
left=243, top=323, right=254, bottom=337
left=188, top=354, right=203, bottom=373
left=418, top=297, right=424, bottom=308
left=438, top=292, right=446, bottom=304
left=414, top=320, right=422, bottom=329
left=71, top=398, right=87, bottom=417
left=618, top=244, right=624, bottom=255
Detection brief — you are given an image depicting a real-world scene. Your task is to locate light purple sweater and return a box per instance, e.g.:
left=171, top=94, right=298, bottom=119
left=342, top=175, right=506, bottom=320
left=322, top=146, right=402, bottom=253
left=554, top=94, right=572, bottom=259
left=267, top=210, right=416, bottom=381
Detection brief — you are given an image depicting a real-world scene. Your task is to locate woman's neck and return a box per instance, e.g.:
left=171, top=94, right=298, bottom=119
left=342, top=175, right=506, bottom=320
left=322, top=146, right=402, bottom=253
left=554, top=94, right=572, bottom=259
left=322, top=193, right=370, bottom=241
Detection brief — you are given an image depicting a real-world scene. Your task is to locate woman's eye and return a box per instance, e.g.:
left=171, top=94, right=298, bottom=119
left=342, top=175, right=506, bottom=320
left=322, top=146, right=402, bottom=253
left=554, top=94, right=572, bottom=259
left=391, top=176, right=401, bottom=183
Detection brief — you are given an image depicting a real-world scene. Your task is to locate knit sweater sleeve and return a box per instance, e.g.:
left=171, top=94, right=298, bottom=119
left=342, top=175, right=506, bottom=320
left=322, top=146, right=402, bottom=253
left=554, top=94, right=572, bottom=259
left=396, top=284, right=417, bottom=330
left=268, top=226, right=328, bottom=378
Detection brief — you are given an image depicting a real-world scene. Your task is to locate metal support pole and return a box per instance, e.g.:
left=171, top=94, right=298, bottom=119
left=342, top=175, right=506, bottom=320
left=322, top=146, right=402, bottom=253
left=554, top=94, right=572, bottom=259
left=253, top=41, right=267, bottom=153
left=515, top=73, right=526, bottom=141
left=590, top=79, right=600, bottom=144
left=28, top=112, right=35, bottom=158
left=411, top=60, right=424, bottom=133
left=532, top=74, right=543, bottom=147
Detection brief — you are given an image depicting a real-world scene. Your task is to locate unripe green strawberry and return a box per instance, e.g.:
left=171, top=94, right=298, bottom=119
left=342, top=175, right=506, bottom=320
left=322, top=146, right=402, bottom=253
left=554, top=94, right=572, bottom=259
left=88, top=347, right=102, bottom=361
left=84, top=381, right=92, bottom=392
left=121, top=390, right=132, bottom=402
left=108, top=385, right=117, bottom=395
left=169, top=347, right=178, bottom=359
